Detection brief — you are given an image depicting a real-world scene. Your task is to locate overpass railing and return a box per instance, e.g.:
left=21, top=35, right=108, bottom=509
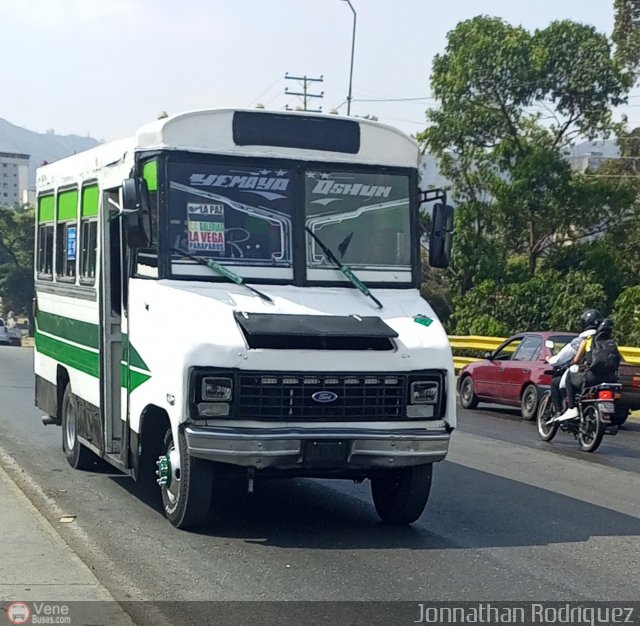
left=449, top=336, right=640, bottom=371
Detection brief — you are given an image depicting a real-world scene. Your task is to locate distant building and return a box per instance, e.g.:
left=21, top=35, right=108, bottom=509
left=0, top=151, right=30, bottom=206
left=567, top=151, right=605, bottom=173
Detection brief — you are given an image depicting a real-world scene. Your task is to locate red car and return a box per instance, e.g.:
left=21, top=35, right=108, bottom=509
left=457, top=331, right=640, bottom=424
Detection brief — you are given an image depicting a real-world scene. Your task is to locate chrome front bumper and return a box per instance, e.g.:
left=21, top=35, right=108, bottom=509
left=184, top=425, right=451, bottom=469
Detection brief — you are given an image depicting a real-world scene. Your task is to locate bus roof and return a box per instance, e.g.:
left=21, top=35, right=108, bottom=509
left=36, top=108, right=419, bottom=191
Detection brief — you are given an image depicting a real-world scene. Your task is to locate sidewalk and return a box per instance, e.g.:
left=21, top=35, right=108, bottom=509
left=0, top=463, right=134, bottom=625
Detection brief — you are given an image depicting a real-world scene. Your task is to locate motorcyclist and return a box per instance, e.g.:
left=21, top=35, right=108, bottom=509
left=556, top=310, right=617, bottom=422
left=547, top=332, right=593, bottom=415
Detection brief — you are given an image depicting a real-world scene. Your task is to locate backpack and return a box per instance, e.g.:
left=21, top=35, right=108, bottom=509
left=587, top=337, right=621, bottom=376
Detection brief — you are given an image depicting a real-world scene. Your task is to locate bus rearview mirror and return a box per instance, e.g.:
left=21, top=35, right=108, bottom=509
left=429, top=203, right=454, bottom=269
left=122, top=177, right=151, bottom=249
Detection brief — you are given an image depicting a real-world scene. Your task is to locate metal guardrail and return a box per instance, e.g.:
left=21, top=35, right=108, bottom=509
left=450, top=335, right=640, bottom=371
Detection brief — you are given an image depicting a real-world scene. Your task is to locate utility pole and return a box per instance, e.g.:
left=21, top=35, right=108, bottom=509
left=284, top=73, right=324, bottom=112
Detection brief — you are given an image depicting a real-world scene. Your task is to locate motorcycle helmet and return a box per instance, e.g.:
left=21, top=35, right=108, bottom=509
left=596, top=317, right=614, bottom=339
left=580, top=308, right=603, bottom=331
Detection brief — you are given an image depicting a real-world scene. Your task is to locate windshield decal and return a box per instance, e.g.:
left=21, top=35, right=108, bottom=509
left=187, top=203, right=225, bottom=252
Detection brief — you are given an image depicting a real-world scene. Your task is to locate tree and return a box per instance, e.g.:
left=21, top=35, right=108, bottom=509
left=612, top=286, right=640, bottom=345
left=613, top=0, right=640, bottom=77
left=0, top=206, right=35, bottom=331
left=420, top=16, right=631, bottom=277
left=450, top=270, right=607, bottom=336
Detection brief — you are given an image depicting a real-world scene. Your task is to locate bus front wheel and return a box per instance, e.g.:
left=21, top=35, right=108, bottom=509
left=370, top=464, right=433, bottom=525
left=158, top=427, right=213, bottom=530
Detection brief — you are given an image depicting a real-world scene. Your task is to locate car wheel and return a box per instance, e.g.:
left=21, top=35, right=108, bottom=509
left=521, top=384, right=539, bottom=420
left=612, top=408, right=629, bottom=427
left=459, top=376, right=479, bottom=409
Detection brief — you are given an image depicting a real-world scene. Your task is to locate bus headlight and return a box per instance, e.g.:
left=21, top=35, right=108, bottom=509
left=410, top=381, right=439, bottom=404
left=201, top=377, right=233, bottom=402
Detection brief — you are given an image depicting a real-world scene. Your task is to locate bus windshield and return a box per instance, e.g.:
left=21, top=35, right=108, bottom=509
left=304, top=170, right=411, bottom=280
left=165, top=159, right=413, bottom=283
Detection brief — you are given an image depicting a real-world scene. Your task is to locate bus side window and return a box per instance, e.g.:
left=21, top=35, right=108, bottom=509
left=136, top=159, right=159, bottom=277
left=36, top=194, right=54, bottom=280
left=36, top=223, right=54, bottom=279
left=80, top=220, right=97, bottom=284
left=80, top=184, right=99, bottom=285
left=55, top=188, right=79, bottom=282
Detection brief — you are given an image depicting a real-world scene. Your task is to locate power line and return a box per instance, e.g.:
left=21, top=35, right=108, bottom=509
left=250, top=76, right=284, bottom=107
left=351, top=96, right=435, bottom=103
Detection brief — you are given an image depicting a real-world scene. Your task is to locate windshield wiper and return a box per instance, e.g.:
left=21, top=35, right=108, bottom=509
left=305, top=227, right=383, bottom=309
left=171, top=248, right=273, bottom=304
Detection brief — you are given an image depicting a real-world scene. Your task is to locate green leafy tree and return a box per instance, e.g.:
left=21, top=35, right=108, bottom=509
left=0, top=206, right=35, bottom=330
left=612, top=286, right=640, bottom=345
left=613, top=0, right=640, bottom=76
left=451, top=270, right=607, bottom=336
left=420, top=16, right=631, bottom=277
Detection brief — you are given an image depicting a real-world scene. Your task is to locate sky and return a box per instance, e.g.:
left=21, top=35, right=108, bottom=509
left=0, top=0, right=635, bottom=142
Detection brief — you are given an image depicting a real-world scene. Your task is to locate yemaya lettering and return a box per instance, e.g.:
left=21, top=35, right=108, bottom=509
left=190, top=174, right=289, bottom=191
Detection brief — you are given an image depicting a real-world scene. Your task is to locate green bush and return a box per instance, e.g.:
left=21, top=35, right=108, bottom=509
left=612, top=286, right=640, bottom=346
left=451, top=270, right=608, bottom=336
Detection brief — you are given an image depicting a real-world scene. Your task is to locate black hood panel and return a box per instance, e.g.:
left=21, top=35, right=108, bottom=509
left=234, top=312, right=398, bottom=350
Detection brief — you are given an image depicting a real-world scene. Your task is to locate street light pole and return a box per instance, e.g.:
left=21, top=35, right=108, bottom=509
left=342, top=0, right=356, bottom=116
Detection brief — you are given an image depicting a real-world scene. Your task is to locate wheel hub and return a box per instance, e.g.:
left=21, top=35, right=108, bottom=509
left=156, top=447, right=181, bottom=489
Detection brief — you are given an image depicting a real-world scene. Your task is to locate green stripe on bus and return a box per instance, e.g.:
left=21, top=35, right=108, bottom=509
left=37, top=311, right=100, bottom=349
left=82, top=185, right=99, bottom=218
left=58, top=189, right=79, bottom=221
left=38, top=195, right=55, bottom=222
left=36, top=312, right=152, bottom=391
left=37, top=333, right=152, bottom=392
left=122, top=365, right=152, bottom=392
left=36, top=332, right=100, bottom=378
left=128, top=343, right=149, bottom=371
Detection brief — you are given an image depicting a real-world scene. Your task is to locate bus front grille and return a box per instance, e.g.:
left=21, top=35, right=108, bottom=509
left=237, top=373, right=407, bottom=421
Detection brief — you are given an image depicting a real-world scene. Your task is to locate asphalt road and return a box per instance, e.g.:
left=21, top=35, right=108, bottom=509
left=0, top=346, right=639, bottom=624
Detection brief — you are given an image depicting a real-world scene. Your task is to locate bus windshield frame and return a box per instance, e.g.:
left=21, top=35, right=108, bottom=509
left=156, top=152, right=420, bottom=288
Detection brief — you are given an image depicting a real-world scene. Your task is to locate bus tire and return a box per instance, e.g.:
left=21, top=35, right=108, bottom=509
left=160, top=427, right=213, bottom=530
left=371, top=464, right=433, bottom=525
left=61, top=385, right=96, bottom=470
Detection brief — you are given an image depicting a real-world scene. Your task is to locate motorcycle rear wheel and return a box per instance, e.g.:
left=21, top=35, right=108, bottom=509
left=578, top=405, right=605, bottom=453
left=536, top=392, right=558, bottom=442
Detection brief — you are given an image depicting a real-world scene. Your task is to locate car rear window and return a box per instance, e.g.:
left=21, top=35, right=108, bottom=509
left=549, top=335, right=576, bottom=353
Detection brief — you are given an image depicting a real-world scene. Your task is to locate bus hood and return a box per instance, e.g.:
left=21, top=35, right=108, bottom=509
left=130, top=280, right=454, bottom=374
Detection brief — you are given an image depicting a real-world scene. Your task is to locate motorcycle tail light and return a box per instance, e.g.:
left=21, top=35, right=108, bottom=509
left=598, top=390, right=614, bottom=400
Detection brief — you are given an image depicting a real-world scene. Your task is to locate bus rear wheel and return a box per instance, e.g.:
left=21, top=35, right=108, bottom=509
left=158, top=427, right=213, bottom=530
left=61, top=385, right=96, bottom=470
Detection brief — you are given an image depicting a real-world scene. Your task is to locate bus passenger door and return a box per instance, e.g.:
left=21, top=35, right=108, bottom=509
left=100, top=188, right=124, bottom=459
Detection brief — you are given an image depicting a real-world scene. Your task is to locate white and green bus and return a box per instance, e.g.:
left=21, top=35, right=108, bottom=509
left=34, top=108, right=455, bottom=529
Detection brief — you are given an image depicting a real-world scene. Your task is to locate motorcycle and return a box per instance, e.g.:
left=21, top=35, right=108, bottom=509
left=536, top=366, right=622, bottom=453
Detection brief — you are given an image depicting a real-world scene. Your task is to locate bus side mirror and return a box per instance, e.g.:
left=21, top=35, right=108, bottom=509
left=429, top=203, right=454, bottom=269
left=122, top=178, right=151, bottom=249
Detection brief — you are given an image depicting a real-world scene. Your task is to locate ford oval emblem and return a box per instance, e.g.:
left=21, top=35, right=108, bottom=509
left=312, top=391, right=339, bottom=403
